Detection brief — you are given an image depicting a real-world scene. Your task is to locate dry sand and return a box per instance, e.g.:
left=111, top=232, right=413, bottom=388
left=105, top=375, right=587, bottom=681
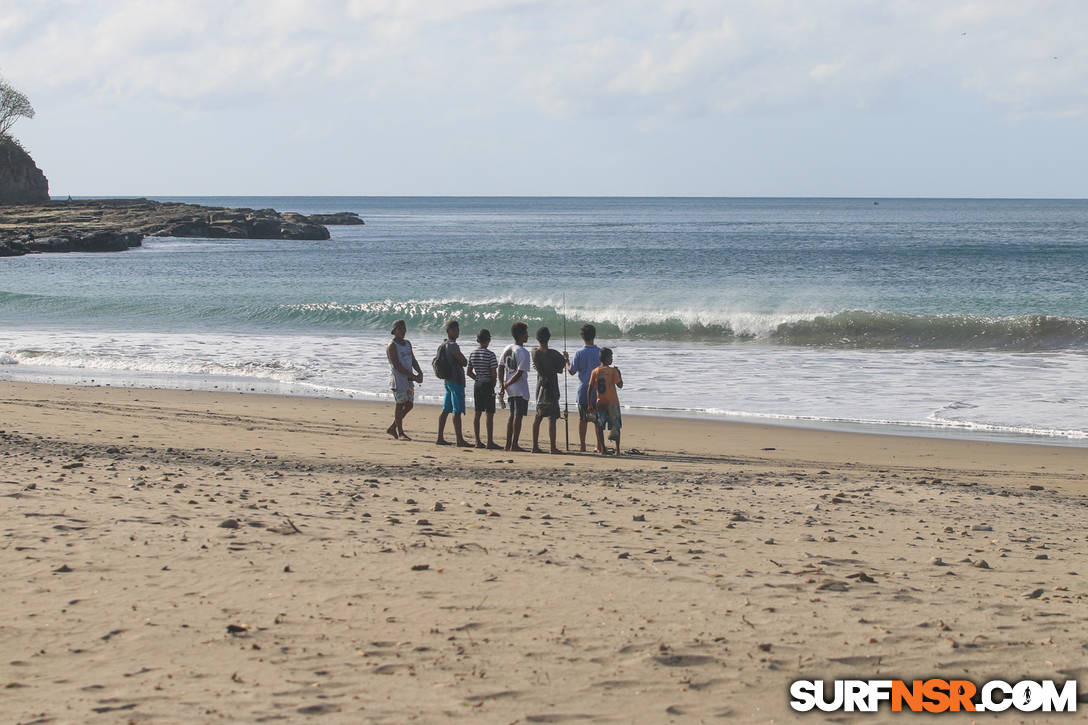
left=2, top=381, right=1087, bottom=723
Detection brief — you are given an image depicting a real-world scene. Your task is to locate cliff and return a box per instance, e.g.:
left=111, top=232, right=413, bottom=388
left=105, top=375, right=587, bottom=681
left=0, top=137, right=49, bottom=203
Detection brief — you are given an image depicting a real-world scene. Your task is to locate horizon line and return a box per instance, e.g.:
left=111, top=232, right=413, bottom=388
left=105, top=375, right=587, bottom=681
left=53, top=194, right=1088, bottom=201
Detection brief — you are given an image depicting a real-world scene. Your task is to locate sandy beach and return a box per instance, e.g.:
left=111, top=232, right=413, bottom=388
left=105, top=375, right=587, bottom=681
left=2, top=380, right=1087, bottom=723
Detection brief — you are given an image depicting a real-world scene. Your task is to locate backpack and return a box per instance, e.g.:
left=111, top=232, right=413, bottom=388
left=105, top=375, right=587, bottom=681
left=431, top=341, right=452, bottom=380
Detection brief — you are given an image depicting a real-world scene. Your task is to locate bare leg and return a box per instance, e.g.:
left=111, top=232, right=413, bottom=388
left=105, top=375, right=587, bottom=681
left=398, top=400, right=414, bottom=440
left=548, top=418, right=561, bottom=453
left=474, top=411, right=484, bottom=448
left=578, top=419, right=588, bottom=452
left=436, top=410, right=450, bottom=444
left=504, top=410, right=515, bottom=450
left=614, top=431, right=621, bottom=456
left=387, top=404, right=402, bottom=439
left=594, top=424, right=607, bottom=455
left=510, top=414, right=525, bottom=452
left=454, top=414, right=470, bottom=446
left=486, top=412, right=499, bottom=448
left=531, top=414, right=544, bottom=453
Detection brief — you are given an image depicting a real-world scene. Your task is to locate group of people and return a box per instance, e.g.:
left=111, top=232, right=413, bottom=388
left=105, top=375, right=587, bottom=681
left=385, top=319, right=624, bottom=455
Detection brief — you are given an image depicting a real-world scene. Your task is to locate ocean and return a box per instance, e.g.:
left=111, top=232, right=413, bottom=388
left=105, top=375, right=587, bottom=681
left=1, top=196, right=1085, bottom=445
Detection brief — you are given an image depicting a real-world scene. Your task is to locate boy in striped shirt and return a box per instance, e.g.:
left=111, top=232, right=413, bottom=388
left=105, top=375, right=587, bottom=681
left=467, top=328, right=502, bottom=449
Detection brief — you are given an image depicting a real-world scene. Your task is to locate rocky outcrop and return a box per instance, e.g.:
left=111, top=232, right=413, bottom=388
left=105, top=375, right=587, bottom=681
left=144, top=207, right=330, bottom=240
left=0, top=199, right=363, bottom=257
left=307, top=212, right=365, bottom=225
left=23, top=230, right=143, bottom=253
left=0, top=228, right=143, bottom=256
left=0, top=138, right=49, bottom=203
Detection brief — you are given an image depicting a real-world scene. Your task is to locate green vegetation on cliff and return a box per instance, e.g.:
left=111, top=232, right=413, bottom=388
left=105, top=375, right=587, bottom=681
left=0, top=78, right=48, bottom=204
left=0, top=77, right=34, bottom=141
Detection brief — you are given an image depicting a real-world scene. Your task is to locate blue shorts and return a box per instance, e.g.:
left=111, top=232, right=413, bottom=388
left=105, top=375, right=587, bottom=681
left=596, top=402, right=621, bottom=432
left=443, top=381, right=466, bottom=414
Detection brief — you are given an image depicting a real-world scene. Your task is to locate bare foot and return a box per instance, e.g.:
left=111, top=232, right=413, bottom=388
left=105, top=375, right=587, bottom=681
left=475, top=442, right=486, bottom=449
left=531, top=446, right=544, bottom=454
left=436, top=439, right=451, bottom=446
left=456, top=440, right=472, bottom=448
left=579, top=445, right=587, bottom=452
left=549, top=448, right=563, bottom=454
left=486, top=442, right=502, bottom=450
left=386, top=424, right=399, bottom=439
left=509, top=445, right=526, bottom=452
left=399, top=433, right=412, bottom=441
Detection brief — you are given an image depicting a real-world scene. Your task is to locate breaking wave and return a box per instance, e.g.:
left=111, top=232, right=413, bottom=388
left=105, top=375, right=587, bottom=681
left=3, top=290, right=1086, bottom=350
left=262, top=300, right=1088, bottom=351
left=769, top=310, right=1088, bottom=350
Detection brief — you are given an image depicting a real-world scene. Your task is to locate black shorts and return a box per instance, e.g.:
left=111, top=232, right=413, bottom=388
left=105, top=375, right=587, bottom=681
left=536, top=400, right=561, bottom=420
left=578, top=403, right=596, bottom=423
left=474, top=380, right=496, bottom=414
left=508, top=396, right=528, bottom=417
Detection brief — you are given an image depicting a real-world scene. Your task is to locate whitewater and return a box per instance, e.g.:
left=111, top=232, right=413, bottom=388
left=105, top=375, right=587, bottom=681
left=0, top=196, right=1085, bottom=444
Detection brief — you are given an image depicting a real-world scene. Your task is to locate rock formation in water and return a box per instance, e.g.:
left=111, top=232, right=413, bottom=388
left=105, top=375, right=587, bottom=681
left=306, top=212, right=365, bottom=225
left=0, top=199, right=365, bottom=257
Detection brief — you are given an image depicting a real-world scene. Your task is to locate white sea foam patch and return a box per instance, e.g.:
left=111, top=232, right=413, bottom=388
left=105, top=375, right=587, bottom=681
left=0, top=353, right=17, bottom=364
left=267, top=296, right=828, bottom=339
left=682, top=406, right=1088, bottom=441
left=2, top=327, right=1086, bottom=446
left=5, top=349, right=314, bottom=383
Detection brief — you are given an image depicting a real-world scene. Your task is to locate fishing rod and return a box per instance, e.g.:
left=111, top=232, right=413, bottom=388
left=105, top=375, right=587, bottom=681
left=562, top=293, right=569, bottom=452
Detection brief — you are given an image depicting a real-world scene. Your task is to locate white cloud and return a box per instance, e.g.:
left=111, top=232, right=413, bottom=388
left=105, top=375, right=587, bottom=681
left=809, top=63, right=844, bottom=81
left=2, top=0, right=1087, bottom=120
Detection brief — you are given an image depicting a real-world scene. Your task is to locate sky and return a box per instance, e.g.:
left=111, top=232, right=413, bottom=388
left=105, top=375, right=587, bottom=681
left=2, top=0, right=1087, bottom=197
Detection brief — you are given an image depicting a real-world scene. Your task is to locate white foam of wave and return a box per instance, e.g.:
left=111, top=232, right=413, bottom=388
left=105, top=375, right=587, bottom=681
left=286, top=295, right=830, bottom=339
left=2, top=327, right=1086, bottom=446
left=657, top=406, right=1088, bottom=442
left=516, top=295, right=831, bottom=338
left=562, top=304, right=821, bottom=338
left=4, top=349, right=312, bottom=383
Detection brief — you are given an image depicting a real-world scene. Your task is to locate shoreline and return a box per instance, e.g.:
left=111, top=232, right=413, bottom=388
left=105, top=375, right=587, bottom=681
left=3, top=358, right=1088, bottom=449
left=2, top=379, right=1087, bottom=489
left=3, top=379, right=1088, bottom=722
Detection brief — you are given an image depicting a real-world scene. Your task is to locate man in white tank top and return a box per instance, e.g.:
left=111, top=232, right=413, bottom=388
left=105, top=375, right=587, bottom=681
left=386, top=319, right=423, bottom=439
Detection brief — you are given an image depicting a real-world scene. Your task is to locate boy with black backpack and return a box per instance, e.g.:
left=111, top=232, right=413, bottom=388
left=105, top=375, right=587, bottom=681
left=435, top=319, right=470, bottom=447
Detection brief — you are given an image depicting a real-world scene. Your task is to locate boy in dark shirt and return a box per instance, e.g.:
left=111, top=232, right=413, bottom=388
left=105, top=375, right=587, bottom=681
left=531, top=326, right=568, bottom=454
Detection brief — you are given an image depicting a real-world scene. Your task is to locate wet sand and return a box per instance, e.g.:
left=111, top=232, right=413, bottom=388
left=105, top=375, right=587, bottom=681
left=2, top=381, right=1087, bottom=723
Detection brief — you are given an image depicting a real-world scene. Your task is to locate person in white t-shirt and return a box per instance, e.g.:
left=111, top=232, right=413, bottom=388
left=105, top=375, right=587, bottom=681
left=499, top=321, right=531, bottom=452
left=385, top=319, right=423, bottom=440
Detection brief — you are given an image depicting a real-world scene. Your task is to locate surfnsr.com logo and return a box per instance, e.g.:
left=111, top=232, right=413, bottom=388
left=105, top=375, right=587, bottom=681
left=790, top=679, right=1078, bottom=713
